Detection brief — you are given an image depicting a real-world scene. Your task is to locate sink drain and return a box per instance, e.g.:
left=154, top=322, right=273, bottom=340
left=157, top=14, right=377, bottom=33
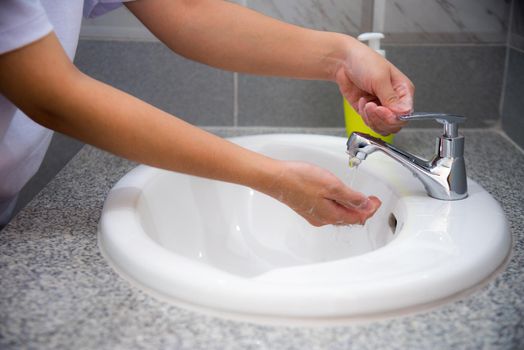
left=388, top=213, right=397, bottom=234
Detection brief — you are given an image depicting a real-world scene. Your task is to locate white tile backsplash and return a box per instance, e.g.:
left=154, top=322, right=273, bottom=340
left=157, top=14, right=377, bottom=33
left=247, top=0, right=362, bottom=34
left=384, top=0, right=510, bottom=43
left=80, top=0, right=510, bottom=44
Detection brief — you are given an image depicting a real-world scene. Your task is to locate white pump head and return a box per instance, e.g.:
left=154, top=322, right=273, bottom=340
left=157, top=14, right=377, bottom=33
left=357, top=32, right=385, bottom=57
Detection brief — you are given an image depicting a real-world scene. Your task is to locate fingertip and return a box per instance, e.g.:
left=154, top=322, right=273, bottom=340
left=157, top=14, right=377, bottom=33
left=390, top=96, right=414, bottom=115
left=368, top=195, right=382, bottom=209
left=357, top=196, right=382, bottom=224
left=335, top=189, right=368, bottom=209
left=375, top=106, right=408, bottom=135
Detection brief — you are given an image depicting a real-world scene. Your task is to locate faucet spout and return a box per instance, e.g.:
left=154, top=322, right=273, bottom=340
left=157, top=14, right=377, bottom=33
left=347, top=131, right=468, bottom=201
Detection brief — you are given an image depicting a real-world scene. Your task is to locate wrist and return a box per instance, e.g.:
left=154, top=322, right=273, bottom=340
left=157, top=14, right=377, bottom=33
left=318, top=32, right=359, bottom=82
left=247, top=157, right=285, bottom=197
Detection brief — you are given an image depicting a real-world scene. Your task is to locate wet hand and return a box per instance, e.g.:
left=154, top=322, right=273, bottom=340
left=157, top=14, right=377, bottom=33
left=265, top=161, right=381, bottom=227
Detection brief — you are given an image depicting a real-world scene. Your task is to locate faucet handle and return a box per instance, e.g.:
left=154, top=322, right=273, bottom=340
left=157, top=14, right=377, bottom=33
left=399, top=113, right=466, bottom=138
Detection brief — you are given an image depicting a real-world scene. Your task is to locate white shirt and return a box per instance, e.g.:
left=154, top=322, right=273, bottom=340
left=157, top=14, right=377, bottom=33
left=0, top=0, right=125, bottom=224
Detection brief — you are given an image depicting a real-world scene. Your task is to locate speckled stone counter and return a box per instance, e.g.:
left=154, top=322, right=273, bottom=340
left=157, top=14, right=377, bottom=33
left=1, top=129, right=523, bottom=350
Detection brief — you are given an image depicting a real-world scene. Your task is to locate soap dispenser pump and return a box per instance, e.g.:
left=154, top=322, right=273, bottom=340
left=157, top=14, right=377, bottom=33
left=357, top=32, right=385, bottom=57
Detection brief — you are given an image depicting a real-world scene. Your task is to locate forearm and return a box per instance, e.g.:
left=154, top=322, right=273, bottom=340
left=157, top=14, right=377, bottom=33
left=0, top=34, right=279, bottom=193
left=126, top=0, right=352, bottom=80
left=51, top=77, right=277, bottom=186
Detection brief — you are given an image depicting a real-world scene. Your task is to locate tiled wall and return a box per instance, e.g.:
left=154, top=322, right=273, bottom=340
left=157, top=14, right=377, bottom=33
left=502, top=0, right=524, bottom=149
left=78, top=0, right=511, bottom=129
left=380, top=0, right=509, bottom=44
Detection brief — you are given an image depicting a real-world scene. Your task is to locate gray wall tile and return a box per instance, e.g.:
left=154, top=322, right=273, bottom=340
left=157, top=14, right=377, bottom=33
left=75, top=40, right=235, bottom=126
left=510, top=0, right=524, bottom=50
left=386, top=45, right=506, bottom=128
left=247, top=0, right=362, bottom=35
left=74, top=40, right=506, bottom=130
left=502, top=48, right=524, bottom=149
left=237, top=76, right=344, bottom=127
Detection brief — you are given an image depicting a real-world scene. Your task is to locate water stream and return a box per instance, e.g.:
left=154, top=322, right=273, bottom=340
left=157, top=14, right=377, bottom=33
left=347, top=159, right=360, bottom=188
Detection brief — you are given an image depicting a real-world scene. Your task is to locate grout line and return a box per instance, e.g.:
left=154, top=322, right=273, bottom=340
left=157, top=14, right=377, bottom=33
left=382, top=42, right=507, bottom=48
left=233, top=73, right=239, bottom=127
left=499, top=0, right=515, bottom=118
left=202, top=126, right=523, bottom=154
left=372, top=0, right=386, bottom=32
left=233, top=0, right=247, bottom=127
left=360, top=0, right=374, bottom=33
left=203, top=126, right=347, bottom=132
left=202, top=126, right=504, bottom=133
left=508, top=44, right=524, bottom=54
left=76, top=38, right=509, bottom=48
left=495, top=129, right=524, bottom=155
left=78, top=35, right=158, bottom=42
left=398, top=127, right=503, bottom=134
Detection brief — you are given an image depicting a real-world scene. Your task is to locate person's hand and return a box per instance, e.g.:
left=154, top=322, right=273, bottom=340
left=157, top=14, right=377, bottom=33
left=264, top=161, right=381, bottom=227
left=334, top=37, right=415, bottom=136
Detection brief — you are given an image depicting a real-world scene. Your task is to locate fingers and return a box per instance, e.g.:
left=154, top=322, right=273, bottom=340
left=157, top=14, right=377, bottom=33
left=327, top=186, right=381, bottom=225
left=352, top=64, right=413, bottom=136
left=359, top=100, right=407, bottom=136
left=373, top=70, right=401, bottom=110
left=355, top=79, right=412, bottom=136
left=270, top=161, right=382, bottom=227
left=303, top=183, right=382, bottom=227
left=389, top=67, right=415, bottom=115
left=375, top=65, right=414, bottom=113
left=305, top=195, right=381, bottom=227
left=385, top=84, right=414, bottom=121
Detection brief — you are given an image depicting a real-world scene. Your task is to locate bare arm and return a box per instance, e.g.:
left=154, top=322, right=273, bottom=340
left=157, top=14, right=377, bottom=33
left=126, top=0, right=414, bottom=135
left=0, top=33, right=380, bottom=226
left=0, top=34, right=272, bottom=187
left=126, top=0, right=344, bottom=80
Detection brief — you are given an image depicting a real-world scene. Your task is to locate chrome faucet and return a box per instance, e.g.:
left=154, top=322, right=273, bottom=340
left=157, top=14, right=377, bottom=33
left=346, top=113, right=468, bottom=200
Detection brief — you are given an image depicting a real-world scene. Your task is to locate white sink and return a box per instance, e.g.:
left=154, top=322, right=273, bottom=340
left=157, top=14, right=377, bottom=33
left=98, top=134, right=511, bottom=322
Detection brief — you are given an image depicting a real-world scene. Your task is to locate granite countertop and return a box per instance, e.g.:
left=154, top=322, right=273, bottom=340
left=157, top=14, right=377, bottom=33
left=1, top=129, right=523, bottom=349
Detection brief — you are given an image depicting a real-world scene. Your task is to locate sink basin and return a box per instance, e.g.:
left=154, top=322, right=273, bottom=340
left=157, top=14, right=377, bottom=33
left=98, top=134, right=511, bottom=322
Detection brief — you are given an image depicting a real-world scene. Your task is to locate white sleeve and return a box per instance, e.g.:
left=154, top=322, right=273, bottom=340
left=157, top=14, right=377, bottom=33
left=84, top=0, right=136, bottom=19
left=0, top=0, right=53, bottom=55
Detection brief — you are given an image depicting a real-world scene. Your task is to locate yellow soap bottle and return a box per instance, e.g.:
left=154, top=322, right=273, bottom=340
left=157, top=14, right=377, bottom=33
left=344, top=32, right=394, bottom=143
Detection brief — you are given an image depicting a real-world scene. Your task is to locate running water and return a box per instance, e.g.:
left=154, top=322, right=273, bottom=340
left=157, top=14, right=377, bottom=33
left=332, top=159, right=361, bottom=233
left=347, top=157, right=361, bottom=188
left=330, top=157, right=375, bottom=250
